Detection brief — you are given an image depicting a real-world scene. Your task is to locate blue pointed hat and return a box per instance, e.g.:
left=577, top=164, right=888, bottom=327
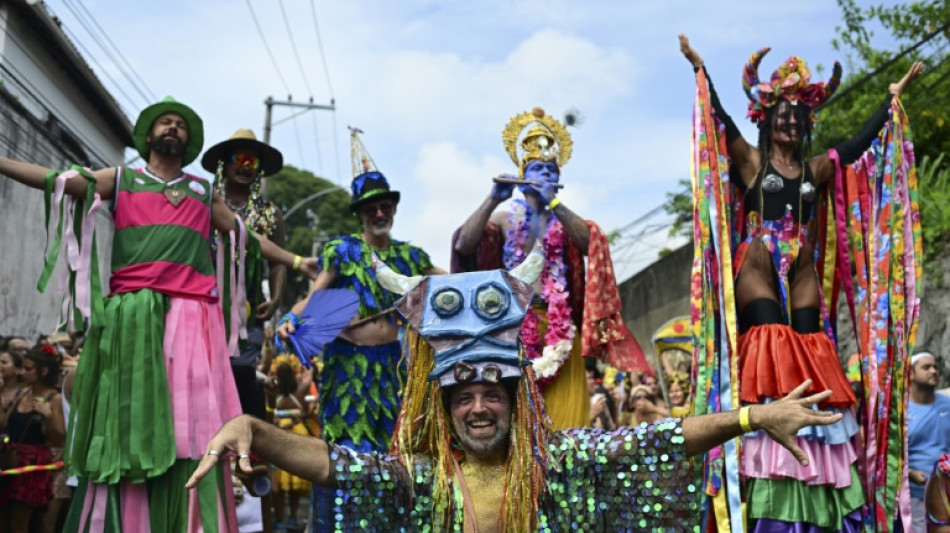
left=348, top=127, right=400, bottom=211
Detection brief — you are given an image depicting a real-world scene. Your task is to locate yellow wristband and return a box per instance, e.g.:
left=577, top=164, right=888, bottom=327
left=739, top=406, right=753, bottom=433
left=292, top=255, right=302, bottom=270
left=547, top=197, right=561, bottom=210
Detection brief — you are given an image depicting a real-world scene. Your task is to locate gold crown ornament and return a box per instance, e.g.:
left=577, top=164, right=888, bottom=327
left=502, top=107, right=573, bottom=178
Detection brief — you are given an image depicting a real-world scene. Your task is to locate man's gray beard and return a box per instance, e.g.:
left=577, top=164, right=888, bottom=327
left=150, top=138, right=185, bottom=157
left=456, top=417, right=511, bottom=456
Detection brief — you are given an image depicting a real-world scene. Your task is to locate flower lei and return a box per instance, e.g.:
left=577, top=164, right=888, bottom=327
left=504, top=199, right=575, bottom=386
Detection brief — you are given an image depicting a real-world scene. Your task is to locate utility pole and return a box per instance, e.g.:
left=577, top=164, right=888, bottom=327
left=261, top=96, right=335, bottom=194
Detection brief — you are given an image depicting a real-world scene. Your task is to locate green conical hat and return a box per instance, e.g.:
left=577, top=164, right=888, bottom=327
left=132, top=96, right=204, bottom=166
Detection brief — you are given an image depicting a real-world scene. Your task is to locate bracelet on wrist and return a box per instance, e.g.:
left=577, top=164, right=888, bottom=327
left=292, top=255, right=303, bottom=270
left=547, top=197, right=562, bottom=210
left=739, top=406, right=753, bottom=433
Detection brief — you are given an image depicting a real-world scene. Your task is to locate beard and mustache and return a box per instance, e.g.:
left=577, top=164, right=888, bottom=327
left=150, top=133, right=186, bottom=158
left=453, top=412, right=511, bottom=455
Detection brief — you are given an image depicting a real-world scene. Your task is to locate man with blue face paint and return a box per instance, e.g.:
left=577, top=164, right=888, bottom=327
left=453, top=107, right=651, bottom=429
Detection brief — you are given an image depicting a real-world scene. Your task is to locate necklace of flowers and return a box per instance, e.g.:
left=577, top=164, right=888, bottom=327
left=504, top=199, right=576, bottom=386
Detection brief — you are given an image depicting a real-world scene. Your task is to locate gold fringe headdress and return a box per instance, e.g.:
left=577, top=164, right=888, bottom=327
left=502, top=107, right=573, bottom=178
left=373, top=252, right=552, bottom=532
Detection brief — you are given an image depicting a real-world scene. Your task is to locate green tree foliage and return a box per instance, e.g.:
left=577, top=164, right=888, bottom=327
left=663, top=177, right=693, bottom=239
left=818, top=0, right=950, bottom=266
left=814, top=0, right=950, bottom=161
left=917, top=154, right=950, bottom=280
left=266, top=165, right=360, bottom=305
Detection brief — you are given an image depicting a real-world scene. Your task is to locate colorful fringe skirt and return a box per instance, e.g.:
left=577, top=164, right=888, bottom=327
left=64, top=288, right=242, bottom=532
left=738, top=323, right=864, bottom=532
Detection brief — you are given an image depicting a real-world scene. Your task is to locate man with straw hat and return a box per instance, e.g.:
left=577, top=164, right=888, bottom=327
left=0, top=97, right=318, bottom=532
left=277, top=127, right=444, bottom=530
left=203, top=128, right=286, bottom=421
left=190, top=257, right=848, bottom=531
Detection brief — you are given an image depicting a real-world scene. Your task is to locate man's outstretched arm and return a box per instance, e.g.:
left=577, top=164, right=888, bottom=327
left=185, top=415, right=333, bottom=489
left=0, top=156, right=116, bottom=198
left=683, top=380, right=842, bottom=466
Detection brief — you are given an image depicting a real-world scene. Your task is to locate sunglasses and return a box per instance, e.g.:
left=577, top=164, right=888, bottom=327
left=359, top=201, right=395, bottom=217
left=230, top=153, right=261, bottom=171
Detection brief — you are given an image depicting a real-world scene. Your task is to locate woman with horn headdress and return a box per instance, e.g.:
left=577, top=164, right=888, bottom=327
left=680, top=34, right=924, bottom=532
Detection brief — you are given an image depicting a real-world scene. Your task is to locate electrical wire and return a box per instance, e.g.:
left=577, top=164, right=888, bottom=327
left=291, top=115, right=307, bottom=170
left=57, top=23, right=140, bottom=114
left=310, top=111, right=324, bottom=175
left=245, top=0, right=292, bottom=95
left=58, top=0, right=153, bottom=106
left=309, top=0, right=335, bottom=98
left=277, top=0, right=314, bottom=97
left=70, top=0, right=156, bottom=101
left=818, top=19, right=950, bottom=111
left=0, top=37, right=115, bottom=165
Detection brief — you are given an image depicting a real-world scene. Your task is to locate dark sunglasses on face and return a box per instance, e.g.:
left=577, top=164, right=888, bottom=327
left=359, top=202, right=395, bottom=217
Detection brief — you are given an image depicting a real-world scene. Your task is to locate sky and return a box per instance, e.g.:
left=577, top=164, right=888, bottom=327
left=41, top=0, right=867, bottom=281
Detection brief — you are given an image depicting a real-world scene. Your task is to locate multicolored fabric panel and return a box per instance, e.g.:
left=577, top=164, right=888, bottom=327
left=321, top=234, right=432, bottom=318
left=110, top=168, right=217, bottom=300
left=832, top=97, right=921, bottom=532
left=689, top=68, right=744, bottom=532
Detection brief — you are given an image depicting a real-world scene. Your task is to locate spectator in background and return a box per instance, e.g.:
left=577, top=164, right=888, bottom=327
left=909, top=352, right=950, bottom=532
left=585, top=359, right=616, bottom=430
left=270, top=356, right=311, bottom=532
left=626, top=384, right=665, bottom=426
left=6, top=337, right=28, bottom=362
left=925, top=455, right=950, bottom=533
left=1, top=341, right=24, bottom=434
left=667, top=371, right=690, bottom=418
left=640, top=372, right=670, bottom=418
left=0, top=346, right=64, bottom=533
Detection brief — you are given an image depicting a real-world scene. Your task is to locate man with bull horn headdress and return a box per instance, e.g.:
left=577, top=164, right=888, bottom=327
left=681, top=34, right=924, bottom=531
left=189, top=241, right=850, bottom=531
left=453, top=107, right=651, bottom=430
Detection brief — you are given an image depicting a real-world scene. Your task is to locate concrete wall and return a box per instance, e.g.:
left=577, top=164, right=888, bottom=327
left=0, top=4, right=125, bottom=339
left=618, top=243, right=692, bottom=363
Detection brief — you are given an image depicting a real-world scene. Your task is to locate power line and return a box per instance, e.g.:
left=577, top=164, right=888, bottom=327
left=56, top=0, right=154, bottom=107
left=291, top=114, right=307, bottom=170
left=71, top=0, right=156, bottom=101
left=0, top=62, right=111, bottom=166
left=246, top=0, right=292, bottom=95
left=277, top=0, right=314, bottom=97
left=309, top=0, right=335, bottom=98
left=310, top=111, right=324, bottom=175
left=57, top=23, right=139, bottom=114
left=818, top=18, right=950, bottom=111
left=0, top=31, right=120, bottom=164
left=331, top=106, right=342, bottom=185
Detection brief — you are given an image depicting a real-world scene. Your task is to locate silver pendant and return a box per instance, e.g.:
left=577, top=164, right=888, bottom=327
left=762, top=173, right=784, bottom=193
left=801, top=182, right=816, bottom=202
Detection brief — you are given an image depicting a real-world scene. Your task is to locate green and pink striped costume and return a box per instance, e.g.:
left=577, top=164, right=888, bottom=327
left=50, top=167, right=242, bottom=533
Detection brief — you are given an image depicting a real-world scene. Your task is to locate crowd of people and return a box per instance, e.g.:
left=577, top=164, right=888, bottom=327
left=0, top=33, right=946, bottom=533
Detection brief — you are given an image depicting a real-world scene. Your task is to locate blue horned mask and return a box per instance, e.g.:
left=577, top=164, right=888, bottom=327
left=374, top=249, right=545, bottom=387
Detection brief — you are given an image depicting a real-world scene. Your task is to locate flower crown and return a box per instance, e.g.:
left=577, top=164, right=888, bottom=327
left=742, top=48, right=842, bottom=124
